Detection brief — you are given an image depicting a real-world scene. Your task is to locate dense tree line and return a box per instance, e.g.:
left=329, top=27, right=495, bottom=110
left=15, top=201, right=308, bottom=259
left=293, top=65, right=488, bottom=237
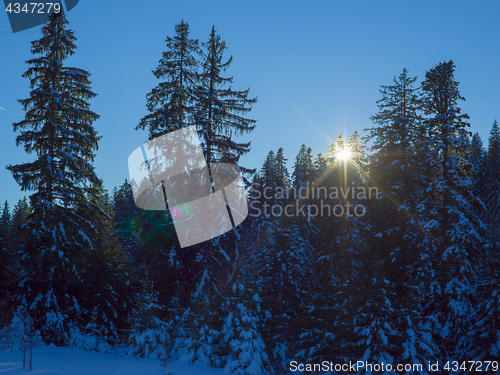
left=1, top=11, right=500, bottom=375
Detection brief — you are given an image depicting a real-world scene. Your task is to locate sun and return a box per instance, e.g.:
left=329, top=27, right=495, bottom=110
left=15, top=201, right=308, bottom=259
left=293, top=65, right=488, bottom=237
left=336, top=148, right=351, bottom=161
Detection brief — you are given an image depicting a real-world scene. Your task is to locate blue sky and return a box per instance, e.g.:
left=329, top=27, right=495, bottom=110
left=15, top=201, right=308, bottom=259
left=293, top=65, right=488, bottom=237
left=1, top=0, right=500, bottom=206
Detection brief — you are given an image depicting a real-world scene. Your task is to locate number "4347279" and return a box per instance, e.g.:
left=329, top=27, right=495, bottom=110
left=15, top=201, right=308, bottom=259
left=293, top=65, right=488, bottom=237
left=5, top=2, right=61, bottom=14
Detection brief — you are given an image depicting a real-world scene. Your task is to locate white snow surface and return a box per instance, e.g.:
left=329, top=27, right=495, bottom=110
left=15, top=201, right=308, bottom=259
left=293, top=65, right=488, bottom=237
left=0, top=344, right=224, bottom=375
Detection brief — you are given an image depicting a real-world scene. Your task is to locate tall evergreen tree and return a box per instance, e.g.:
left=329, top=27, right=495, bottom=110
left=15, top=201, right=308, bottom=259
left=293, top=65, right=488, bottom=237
left=137, top=20, right=200, bottom=139
left=482, top=119, right=500, bottom=223
left=289, top=145, right=316, bottom=247
left=292, top=145, right=314, bottom=188
left=0, top=201, right=11, bottom=239
left=274, top=148, right=290, bottom=189
left=134, top=21, right=198, bottom=317
left=296, top=134, right=365, bottom=365
left=135, top=23, right=257, bottom=324
left=8, top=197, right=31, bottom=286
left=113, top=180, right=141, bottom=260
left=0, top=201, right=11, bottom=253
left=77, top=182, right=137, bottom=343
left=0, top=201, right=12, bottom=302
left=195, top=26, right=257, bottom=176
left=367, top=68, right=424, bottom=209
left=461, top=233, right=500, bottom=365
left=6, top=11, right=103, bottom=344
left=364, top=68, right=438, bottom=367
left=460, top=123, right=500, bottom=364
left=294, top=150, right=337, bottom=366
left=257, top=205, right=311, bottom=372
left=368, top=68, right=423, bottom=180
left=260, top=151, right=277, bottom=191
left=312, top=152, right=327, bottom=183
left=419, top=60, right=487, bottom=359
left=469, top=132, right=486, bottom=200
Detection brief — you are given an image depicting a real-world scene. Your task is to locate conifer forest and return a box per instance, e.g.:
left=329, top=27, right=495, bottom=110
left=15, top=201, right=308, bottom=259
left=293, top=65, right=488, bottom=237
left=1, top=9, right=500, bottom=375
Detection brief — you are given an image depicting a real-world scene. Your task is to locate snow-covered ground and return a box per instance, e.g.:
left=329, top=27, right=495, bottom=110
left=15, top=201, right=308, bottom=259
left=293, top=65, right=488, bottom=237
left=0, top=344, right=224, bottom=375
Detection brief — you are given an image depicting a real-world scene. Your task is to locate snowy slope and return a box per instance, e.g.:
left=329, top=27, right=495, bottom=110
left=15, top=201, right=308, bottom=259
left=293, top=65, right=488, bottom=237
left=0, top=344, right=224, bottom=375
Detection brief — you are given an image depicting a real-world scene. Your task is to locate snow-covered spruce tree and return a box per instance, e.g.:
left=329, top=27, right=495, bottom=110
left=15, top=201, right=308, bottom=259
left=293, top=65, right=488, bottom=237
left=192, top=24, right=257, bottom=277
left=469, top=132, right=486, bottom=203
left=136, top=22, right=256, bottom=310
left=0, top=201, right=12, bottom=310
left=0, top=201, right=11, bottom=251
left=166, top=27, right=258, bottom=367
left=458, top=232, right=500, bottom=367
left=245, top=171, right=263, bottom=249
left=8, top=197, right=30, bottom=270
left=242, top=150, right=281, bottom=370
left=244, top=152, right=279, bottom=306
left=367, top=68, right=424, bottom=203
left=457, top=123, right=500, bottom=366
left=289, top=145, right=317, bottom=343
left=167, top=229, right=243, bottom=366
left=167, top=288, right=223, bottom=366
left=291, top=144, right=317, bottom=242
left=163, top=215, right=250, bottom=362
left=6, top=11, right=104, bottom=345
left=323, top=134, right=381, bottom=364
left=363, top=68, right=438, bottom=368
left=482, top=119, right=500, bottom=224
left=260, top=151, right=277, bottom=190
left=246, top=150, right=279, bottom=231
left=2, top=197, right=31, bottom=322
left=133, top=24, right=195, bottom=312
left=274, top=148, right=290, bottom=189
left=136, top=20, right=199, bottom=139
left=469, top=133, right=485, bottom=169
left=249, top=148, right=288, bottom=231
left=221, top=282, right=270, bottom=375
left=113, top=180, right=141, bottom=260
left=127, top=277, right=169, bottom=358
left=77, top=182, right=137, bottom=346
left=329, top=133, right=366, bottom=320
left=189, top=32, right=260, bottom=302
left=250, top=146, right=315, bottom=372
left=419, top=60, right=487, bottom=360
left=295, top=135, right=357, bottom=365
left=171, top=211, right=250, bottom=365
left=132, top=204, right=182, bottom=313
left=292, top=145, right=314, bottom=189
left=194, top=26, right=256, bottom=176
left=293, top=150, right=342, bottom=366
left=255, top=213, right=310, bottom=373
left=246, top=147, right=287, bottom=251
left=0, top=201, right=14, bottom=329
left=312, top=152, right=327, bottom=183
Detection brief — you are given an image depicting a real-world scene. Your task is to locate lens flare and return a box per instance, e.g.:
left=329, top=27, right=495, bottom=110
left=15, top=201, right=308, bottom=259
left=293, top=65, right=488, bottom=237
left=336, top=148, right=351, bottom=160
